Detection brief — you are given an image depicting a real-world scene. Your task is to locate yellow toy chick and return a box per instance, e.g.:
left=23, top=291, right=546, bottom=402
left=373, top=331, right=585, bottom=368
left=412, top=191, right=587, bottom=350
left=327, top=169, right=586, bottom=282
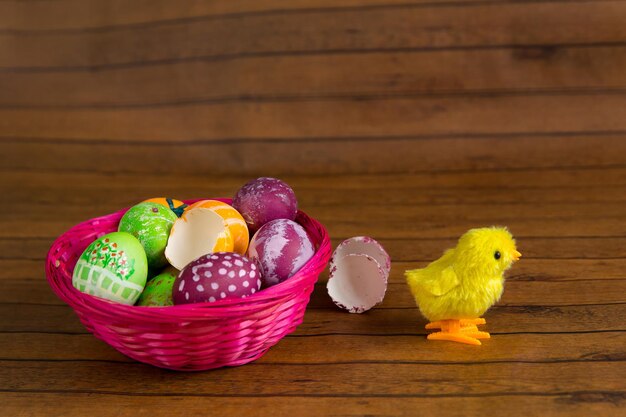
left=405, top=227, right=521, bottom=345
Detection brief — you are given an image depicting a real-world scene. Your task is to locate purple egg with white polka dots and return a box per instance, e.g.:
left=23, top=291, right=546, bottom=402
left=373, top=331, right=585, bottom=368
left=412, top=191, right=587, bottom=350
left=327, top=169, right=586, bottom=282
left=247, top=219, right=315, bottom=288
left=172, top=252, right=262, bottom=305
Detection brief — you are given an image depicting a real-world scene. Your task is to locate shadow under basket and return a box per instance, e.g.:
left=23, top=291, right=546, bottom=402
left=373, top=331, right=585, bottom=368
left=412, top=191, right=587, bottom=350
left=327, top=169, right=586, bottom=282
left=46, top=199, right=331, bottom=371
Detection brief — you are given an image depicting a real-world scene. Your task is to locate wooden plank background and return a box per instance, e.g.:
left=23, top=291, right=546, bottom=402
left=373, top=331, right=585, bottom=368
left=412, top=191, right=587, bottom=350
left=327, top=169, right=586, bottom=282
left=1, top=0, right=625, bottom=416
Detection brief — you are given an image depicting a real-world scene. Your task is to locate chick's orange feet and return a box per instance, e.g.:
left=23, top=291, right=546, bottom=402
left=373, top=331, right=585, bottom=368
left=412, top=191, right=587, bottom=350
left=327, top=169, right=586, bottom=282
left=425, top=318, right=490, bottom=345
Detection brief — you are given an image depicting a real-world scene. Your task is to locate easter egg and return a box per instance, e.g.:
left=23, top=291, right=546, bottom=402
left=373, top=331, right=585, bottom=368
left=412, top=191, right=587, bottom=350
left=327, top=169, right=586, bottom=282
left=248, top=219, right=315, bottom=288
left=72, top=232, right=148, bottom=305
left=173, top=252, right=261, bottom=305
left=118, top=202, right=177, bottom=270
left=186, top=200, right=249, bottom=255
left=143, top=197, right=188, bottom=217
left=326, top=236, right=390, bottom=314
left=136, top=268, right=177, bottom=307
left=327, top=254, right=387, bottom=314
left=232, top=177, right=298, bottom=233
left=332, top=236, right=391, bottom=277
left=165, top=207, right=234, bottom=270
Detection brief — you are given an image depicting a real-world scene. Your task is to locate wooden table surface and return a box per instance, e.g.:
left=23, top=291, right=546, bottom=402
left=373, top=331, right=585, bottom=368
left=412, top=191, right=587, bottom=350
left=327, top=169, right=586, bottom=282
left=1, top=1, right=626, bottom=416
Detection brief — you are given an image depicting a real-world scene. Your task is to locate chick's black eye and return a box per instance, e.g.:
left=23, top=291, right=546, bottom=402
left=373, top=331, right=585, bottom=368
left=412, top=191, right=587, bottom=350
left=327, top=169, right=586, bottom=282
left=494, top=251, right=501, bottom=260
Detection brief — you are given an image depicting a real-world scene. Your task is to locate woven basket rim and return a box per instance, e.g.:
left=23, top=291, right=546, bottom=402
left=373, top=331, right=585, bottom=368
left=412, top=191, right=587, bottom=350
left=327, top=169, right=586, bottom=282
left=46, top=198, right=331, bottom=323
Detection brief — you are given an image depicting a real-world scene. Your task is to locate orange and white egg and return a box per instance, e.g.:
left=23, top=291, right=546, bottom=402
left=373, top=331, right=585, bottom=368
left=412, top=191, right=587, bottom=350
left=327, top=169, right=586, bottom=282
left=185, top=200, right=249, bottom=255
left=164, top=206, right=234, bottom=270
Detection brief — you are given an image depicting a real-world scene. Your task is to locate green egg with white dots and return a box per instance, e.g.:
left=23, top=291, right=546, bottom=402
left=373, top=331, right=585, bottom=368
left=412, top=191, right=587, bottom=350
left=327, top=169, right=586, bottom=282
left=136, top=268, right=177, bottom=307
left=72, top=232, right=148, bottom=305
left=118, top=202, right=177, bottom=270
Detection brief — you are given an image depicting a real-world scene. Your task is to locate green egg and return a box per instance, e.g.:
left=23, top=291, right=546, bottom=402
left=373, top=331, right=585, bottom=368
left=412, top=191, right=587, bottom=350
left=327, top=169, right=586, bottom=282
left=118, top=202, right=177, bottom=270
left=72, top=232, right=148, bottom=305
left=136, top=267, right=177, bottom=307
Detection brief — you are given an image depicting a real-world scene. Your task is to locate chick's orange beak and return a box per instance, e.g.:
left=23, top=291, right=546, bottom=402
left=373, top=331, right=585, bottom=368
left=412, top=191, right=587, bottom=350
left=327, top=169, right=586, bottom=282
left=512, top=250, right=522, bottom=262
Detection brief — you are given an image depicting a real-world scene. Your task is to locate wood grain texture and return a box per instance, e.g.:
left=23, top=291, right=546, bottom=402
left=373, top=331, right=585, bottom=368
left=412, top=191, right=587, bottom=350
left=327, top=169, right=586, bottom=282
left=3, top=136, right=626, bottom=177
left=3, top=1, right=626, bottom=70
left=3, top=393, right=623, bottom=417
left=3, top=94, right=626, bottom=143
left=1, top=0, right=625, bottom=415
left=1, top=45, right=625, bottom=108
left=0, top=0, right=496, bottom=32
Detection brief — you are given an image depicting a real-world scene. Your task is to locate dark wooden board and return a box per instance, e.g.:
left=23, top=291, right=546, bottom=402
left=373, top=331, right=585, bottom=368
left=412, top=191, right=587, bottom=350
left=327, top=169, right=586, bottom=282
left=1, top=0, right=625, bottom=415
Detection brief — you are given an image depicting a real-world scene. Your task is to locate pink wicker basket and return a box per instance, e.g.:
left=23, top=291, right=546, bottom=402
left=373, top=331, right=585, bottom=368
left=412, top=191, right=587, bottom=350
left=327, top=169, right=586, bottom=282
left=46, top=198, right=331, bottom=371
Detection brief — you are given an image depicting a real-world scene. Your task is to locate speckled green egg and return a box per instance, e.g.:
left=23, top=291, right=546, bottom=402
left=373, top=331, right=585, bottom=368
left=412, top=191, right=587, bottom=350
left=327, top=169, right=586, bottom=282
left=136, top=267, right=177, bottom=307
left=72, top=232, right=148, bottom=305
left=118, top=202, right=177, bottom=270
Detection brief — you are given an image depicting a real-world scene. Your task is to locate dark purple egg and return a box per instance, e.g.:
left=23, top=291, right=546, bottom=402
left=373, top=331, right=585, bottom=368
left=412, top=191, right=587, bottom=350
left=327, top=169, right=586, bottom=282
left=232, top=177, right=298, bottom=233
left=247, top=219, right=315, bottom=288
left=172, top=252, right=261, bottom=305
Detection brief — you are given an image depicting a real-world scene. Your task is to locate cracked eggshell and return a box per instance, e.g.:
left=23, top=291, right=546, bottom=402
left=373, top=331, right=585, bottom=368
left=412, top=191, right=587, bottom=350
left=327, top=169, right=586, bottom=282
left=164, top=207, right=234, bottom=270
left=172, top=252, right=261, bottom=305
left=327, top=254, right=387, bottom=314
left=332, top=236, right=391, bottom=276
left=247, top=218, right=315, bottom=288
left=232, top=177, right=298, bottom=233
left=185, top=200, right=249, bottom=255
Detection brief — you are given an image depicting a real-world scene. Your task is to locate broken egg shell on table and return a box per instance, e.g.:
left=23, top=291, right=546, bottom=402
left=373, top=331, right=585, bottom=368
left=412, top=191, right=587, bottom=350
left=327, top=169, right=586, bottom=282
left=326, top=236, right=390, bottom=313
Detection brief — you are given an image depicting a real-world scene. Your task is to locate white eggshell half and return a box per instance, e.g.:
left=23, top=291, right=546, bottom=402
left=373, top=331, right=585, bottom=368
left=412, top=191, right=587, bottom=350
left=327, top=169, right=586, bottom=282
left=164, top=208, right=231, bottom=270
left=332, top=236, right=391, bottom=276
left=327, top=253, right=387, bottom=314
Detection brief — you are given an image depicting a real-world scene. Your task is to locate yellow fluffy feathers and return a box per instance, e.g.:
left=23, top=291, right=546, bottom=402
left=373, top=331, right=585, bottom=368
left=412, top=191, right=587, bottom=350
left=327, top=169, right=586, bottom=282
left=405, top=227, right=521, bottom=345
